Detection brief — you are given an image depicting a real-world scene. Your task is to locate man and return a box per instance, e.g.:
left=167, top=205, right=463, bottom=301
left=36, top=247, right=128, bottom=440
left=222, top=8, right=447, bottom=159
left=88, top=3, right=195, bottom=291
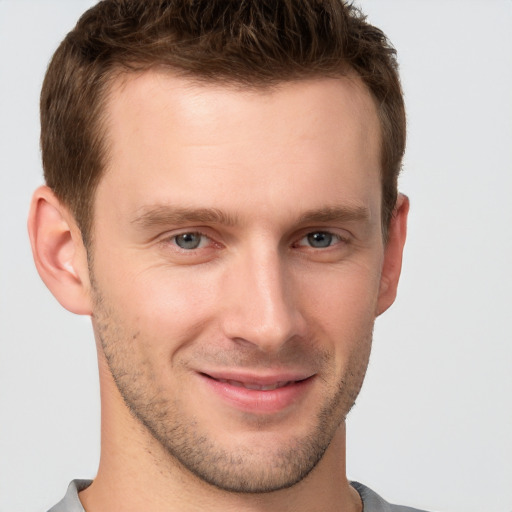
left=28, top=0, right=423, bottom=510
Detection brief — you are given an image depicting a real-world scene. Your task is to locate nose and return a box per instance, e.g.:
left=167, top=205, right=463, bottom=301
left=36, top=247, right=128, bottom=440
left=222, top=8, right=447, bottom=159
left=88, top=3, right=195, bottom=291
left=219, top=245, right=306, bottom=353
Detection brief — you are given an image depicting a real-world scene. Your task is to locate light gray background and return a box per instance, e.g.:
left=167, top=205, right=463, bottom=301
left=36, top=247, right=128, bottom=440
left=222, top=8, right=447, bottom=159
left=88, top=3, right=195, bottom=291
left=1, top=1, right=511, bottom=511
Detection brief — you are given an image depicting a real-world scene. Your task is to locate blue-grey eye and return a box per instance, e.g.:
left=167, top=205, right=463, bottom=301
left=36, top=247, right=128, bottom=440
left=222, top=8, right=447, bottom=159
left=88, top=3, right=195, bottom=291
left=306, top=232, right=333, bottom=248
left=174, top=232, right=204, bottom=250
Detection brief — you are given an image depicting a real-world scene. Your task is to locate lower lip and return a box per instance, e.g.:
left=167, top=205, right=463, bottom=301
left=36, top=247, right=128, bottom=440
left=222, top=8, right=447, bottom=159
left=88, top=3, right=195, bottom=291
left=199, top=374, right=314, bottom=414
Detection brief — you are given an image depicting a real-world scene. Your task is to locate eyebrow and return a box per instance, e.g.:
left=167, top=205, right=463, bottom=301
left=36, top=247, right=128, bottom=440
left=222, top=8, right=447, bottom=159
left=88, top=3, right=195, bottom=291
left=298, top=205, right=370, bottom=225
left=131, top=204, right=370, bottom=230
left=131, top=206, right=240, bottom=229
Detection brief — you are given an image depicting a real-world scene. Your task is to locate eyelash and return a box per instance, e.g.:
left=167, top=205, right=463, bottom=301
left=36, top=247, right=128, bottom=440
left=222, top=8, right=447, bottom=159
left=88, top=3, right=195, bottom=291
left=169, top=231, right=215, bottom=251
left=165, top=230, right=347, bottom=252
left=294, top=231, right=346, bottom=249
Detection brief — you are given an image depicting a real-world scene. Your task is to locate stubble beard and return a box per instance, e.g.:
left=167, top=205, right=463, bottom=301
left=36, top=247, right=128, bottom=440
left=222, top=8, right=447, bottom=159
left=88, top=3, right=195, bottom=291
left=92, top=284, right=373, bottom=494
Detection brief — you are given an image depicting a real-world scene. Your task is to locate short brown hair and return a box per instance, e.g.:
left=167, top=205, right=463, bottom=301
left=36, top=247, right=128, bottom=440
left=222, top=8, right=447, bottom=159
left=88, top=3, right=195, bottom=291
left=41, top=0, right=405, bottom=244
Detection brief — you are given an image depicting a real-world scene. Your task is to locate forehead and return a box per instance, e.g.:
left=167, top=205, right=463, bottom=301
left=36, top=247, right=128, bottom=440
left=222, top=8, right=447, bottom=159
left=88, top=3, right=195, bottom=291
left=97, top=71, right=382, bottom=228
left=106, top=71, right=380, bottom=151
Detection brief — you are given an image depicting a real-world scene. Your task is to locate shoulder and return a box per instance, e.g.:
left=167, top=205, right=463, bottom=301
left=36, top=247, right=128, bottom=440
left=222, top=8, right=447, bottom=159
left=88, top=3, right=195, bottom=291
left=351, top=481, right=431, bottom=512
left=47, top=480, right=91, bottom=512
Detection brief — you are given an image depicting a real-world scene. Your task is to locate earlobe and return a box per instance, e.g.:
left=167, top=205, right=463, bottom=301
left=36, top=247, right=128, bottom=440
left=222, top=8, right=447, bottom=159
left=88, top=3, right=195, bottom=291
left=376, top=193, right=409, bottom=316
left=28, top=185, right=92, bottom=315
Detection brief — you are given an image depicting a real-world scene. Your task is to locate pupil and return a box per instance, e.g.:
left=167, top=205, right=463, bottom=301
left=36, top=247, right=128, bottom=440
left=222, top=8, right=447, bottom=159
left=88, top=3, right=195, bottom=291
left=176, top=233, right=201, bottom=249
left=307, top=232, right=332, bottom=248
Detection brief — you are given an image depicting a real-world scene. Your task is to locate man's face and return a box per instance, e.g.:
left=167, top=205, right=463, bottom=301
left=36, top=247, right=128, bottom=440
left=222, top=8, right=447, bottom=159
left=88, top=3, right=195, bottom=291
left=90, top=73, right=387, bottom=492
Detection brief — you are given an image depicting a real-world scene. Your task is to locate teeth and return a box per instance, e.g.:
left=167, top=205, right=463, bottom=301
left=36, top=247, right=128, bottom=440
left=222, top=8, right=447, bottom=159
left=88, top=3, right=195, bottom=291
left=217, top=378, right=291, bottom=391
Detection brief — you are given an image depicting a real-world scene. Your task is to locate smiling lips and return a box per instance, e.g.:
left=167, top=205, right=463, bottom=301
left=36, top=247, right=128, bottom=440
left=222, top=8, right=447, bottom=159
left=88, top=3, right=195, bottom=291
left=215, top=378, right=294, bottom=391
left=200, top=372, right=315, bottom=413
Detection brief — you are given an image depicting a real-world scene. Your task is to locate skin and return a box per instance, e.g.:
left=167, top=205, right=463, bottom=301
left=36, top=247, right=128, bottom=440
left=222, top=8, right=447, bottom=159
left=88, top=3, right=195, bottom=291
left=29, top=72, right=408, bottom=512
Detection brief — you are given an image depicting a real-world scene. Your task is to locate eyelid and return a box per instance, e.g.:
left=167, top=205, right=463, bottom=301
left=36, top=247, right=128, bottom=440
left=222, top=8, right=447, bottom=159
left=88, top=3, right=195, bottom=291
left=173, top=232, right=210, bottom=250
left=155, top=227, right=350, bottom=251
left=294, top=228, right=350, bottom=248
left=158, top=228, right=223, bottom=251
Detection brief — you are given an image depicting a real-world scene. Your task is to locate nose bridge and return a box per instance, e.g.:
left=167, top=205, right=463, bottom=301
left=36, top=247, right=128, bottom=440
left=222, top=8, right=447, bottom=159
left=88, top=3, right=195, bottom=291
left=221, top=242, right=302, bottom=351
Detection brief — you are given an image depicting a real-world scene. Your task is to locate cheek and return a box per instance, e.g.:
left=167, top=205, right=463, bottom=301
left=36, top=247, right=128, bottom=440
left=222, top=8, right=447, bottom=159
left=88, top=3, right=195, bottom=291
left=298, top=260, right=382, bottom=321
left=295, top=260, right=381, bottom=357
left=93, top=240, right=382, bottom=365
left=103, top=264, right=221, bottom=349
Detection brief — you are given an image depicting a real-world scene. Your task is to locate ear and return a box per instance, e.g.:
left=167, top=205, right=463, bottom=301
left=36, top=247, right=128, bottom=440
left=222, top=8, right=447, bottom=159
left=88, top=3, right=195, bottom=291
left=28, top=185, right=92, bottom=315
left=376, top=193, right=409, bottom=316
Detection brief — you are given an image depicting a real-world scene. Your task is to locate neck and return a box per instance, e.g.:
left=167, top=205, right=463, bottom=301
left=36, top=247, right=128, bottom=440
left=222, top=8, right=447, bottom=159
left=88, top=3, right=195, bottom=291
left=80, top=356, right=361, bottom=512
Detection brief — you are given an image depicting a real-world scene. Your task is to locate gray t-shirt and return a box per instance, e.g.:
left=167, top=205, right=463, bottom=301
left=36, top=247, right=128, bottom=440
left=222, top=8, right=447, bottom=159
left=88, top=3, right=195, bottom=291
left=48, top=480, right=429, bottom=511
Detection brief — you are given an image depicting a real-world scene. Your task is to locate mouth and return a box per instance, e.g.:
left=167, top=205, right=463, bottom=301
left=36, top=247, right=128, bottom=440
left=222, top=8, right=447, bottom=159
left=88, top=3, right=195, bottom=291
left=212, top=378, right=295, bottom=391
left=198, top=371, right=315, bottom=413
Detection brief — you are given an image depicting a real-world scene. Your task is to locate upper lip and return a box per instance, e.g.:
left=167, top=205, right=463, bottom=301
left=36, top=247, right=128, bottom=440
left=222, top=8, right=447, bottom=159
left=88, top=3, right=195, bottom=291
left=199, top=370, right=315, bottom=387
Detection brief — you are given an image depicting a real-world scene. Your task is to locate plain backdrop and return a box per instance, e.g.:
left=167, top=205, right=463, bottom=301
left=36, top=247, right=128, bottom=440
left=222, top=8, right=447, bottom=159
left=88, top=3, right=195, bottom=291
left=1, top=1, right=511, bottom=511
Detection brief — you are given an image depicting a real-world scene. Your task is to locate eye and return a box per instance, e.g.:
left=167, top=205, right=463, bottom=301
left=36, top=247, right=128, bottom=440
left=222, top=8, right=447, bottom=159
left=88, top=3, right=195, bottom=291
left=173, top=232, right=209, bottom=250
left=297, top=231, right=341, bottom=248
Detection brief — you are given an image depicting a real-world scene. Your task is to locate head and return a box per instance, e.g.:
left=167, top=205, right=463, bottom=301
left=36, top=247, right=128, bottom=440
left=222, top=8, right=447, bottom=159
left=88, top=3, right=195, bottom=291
left=40, top=0, right=405, bottom=246
left=30, top=0, right=409, bottom=498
